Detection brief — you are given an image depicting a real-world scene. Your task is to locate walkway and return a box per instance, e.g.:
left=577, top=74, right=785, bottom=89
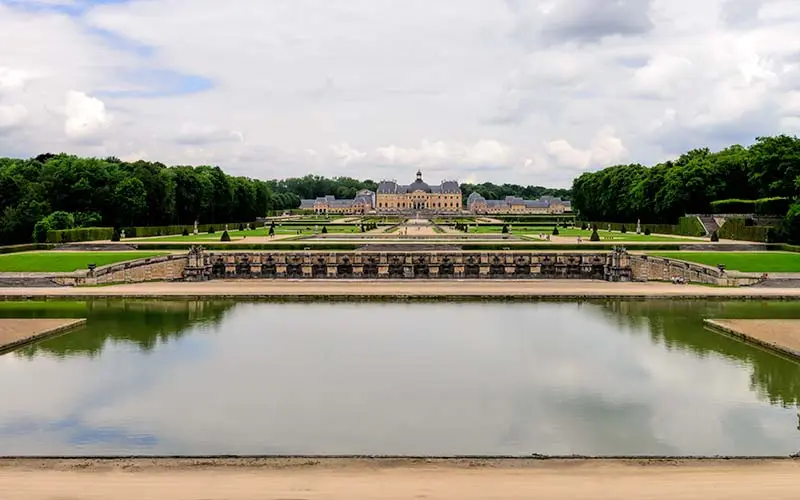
left=2, top=458, right=799, bottom=500
left=3, top=280, right=800, bottom=298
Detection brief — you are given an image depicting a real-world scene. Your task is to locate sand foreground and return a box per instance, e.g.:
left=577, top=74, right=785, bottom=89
left=1, top=458, right=799, bottom=500
left=2, top=280, right=800, bottom=299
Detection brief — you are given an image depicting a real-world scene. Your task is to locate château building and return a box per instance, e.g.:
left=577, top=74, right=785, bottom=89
left=376, top=171, right=462, bottom=213
left=299, top=189, right=375, bottom=215
left=467, top=193, right=572, bottom=214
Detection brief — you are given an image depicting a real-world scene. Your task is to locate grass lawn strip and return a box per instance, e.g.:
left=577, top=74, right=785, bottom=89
left=647, top=252, right=800, bottom=273
left=129, top=226, right=363, bottom=242
left=0, top=251, right=171, bottom=273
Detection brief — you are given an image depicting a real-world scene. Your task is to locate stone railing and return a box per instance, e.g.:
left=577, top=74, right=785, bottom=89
left=186, top=249, right=632, bottom=281
left=628, top=254, right=762, bottom=286
left=49, top=254, right=188, bottom=286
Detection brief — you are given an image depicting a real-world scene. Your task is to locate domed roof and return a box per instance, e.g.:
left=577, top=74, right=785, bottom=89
left=409, top=170, right=431, bottom=192
left=409, top=179, right=432, bottom=193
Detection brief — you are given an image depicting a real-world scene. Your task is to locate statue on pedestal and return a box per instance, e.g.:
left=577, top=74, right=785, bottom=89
left=120, top=229, right=126, bottom=239
left=636, top=219, right=642, bottom=234
left=193, top=220, right=199, bottom=235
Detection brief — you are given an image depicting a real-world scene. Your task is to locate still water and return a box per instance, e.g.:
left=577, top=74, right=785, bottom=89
left=1, top=300, right=799, bottom=457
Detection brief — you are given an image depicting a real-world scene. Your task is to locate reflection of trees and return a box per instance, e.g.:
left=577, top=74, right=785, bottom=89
left=594, top=300, right=800, bottom=408
left=5, top=300, right=235, bottom=358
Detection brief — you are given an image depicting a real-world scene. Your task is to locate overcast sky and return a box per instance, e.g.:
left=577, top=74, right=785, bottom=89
left=1, top=0, right=799, bottom=187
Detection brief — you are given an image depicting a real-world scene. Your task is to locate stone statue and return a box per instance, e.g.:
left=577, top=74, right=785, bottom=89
left=225, top=224, right=229, bottom=232
left=194, top=220, right=199, bottom=235
left=608, top=224, right=612, bottom=232
left=120, top=229, right=126, bottom=239
left=636, top=219, right=642, bottom=234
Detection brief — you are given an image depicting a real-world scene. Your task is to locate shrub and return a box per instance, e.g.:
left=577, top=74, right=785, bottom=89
left=45, top=211, right=75, bottom=230
left=238, top=223, right=245, bottom=231
left=644, top=228, right=651, bottom=236
left=322, top=226, right=328, bottom=234
left=32, top=220, right=50, bottom=243
left=111, top=228, right=121, bottom=242
left=182, top=227, right=189, bottom=236
left=501, top=225, right=509, bottom=234
left=620, top=225, right=627, bottom=234
left=581, top=223, right=588, bottom=230
left=590, top=229, right=600, bottom=242
left=220, top=230, right=231, bottom=242
left=552, top=226, right=560, bottom=236
left=710, top=231, right=719, bottom=242
left=208, top=226, right=216, bottom=234
left=74, top=211, right=102, bottom=228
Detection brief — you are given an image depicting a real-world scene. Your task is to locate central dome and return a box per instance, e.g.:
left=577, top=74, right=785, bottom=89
left=410, top=170, right=431, bottom=192
left=409, top=179, right=432, bottom=193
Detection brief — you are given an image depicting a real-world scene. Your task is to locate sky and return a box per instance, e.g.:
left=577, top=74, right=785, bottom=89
left=1, top=0, right=799, bottom=187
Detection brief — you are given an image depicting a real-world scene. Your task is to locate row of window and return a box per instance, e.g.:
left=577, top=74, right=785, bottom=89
left=377, top=202, right=460, bottom=208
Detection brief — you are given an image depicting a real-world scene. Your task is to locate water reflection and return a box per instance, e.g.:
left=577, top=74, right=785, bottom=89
left=0, top=300, right=798, bottom=456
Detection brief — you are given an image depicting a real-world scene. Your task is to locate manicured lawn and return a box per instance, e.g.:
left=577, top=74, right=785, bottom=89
left=469, top=226, right=700, bottom=242
left=130, top=226, right=363, bottom=242
left=647, top=252, right=800, bottom=273
left=0, top=251, right=170, bottom=273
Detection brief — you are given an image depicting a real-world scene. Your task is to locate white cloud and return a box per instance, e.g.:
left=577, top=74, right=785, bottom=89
left=0, top=0, right=798, bottom=185
left=545, top=126, right=628, bottom=170
left=64, top=90, right=111, bottom=141
left=0, top=104, right=28, bottom=130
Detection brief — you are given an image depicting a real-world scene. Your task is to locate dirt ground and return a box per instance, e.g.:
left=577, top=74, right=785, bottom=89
left=1, top=458, right=798, bottom=500
left=2, top=280, right=800, bottom=298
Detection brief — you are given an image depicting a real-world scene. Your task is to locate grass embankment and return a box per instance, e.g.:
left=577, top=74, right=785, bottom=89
left=648, top=252, right=800, bottom=273
left=0, top=251, right=170, bottom=273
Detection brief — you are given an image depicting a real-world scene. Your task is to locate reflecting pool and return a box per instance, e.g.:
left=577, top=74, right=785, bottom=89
left=1, top=300, right=799, bottom=456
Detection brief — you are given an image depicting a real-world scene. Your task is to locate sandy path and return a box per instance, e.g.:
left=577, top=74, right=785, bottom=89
left=706, top=319, right=800, bottom=358
left=2, top=280, right=800, bottom=298
left=0, top=319, right=86, bottom=351
left=1, top=459, right=799, bottom=500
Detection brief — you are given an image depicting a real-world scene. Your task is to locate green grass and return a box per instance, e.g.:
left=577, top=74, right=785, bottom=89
left=647, top=252, right=800, bottom=273
left=0, top=251, right=171, bottom=273
left=466, top=226, right=700, bottom=242
left=130, top=226, right=364, bottom=242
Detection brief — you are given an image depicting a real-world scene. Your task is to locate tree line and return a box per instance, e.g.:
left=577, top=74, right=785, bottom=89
left=0, top=154, right=376, bottom=244
left=460, top=183, right=571, bottom=202
left=571, top=135, right=800, bottom=224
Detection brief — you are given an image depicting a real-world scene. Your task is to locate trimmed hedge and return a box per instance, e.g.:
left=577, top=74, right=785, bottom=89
left=718, top=218, right=775, bottom=242
left=0, top=243, right=55, bottom=254
left=46, top=227, right=115, bottom=243
left=755, top=197, right=791, bottom=216
left=710, top=197, right=790, bottom=215
left=122, top=222, right=253, bottom=238
left=586, top=217, right=704, bottom=237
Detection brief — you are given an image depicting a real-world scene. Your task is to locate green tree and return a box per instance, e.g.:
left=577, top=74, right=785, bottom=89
left=114, top=177, right=147, bottom=226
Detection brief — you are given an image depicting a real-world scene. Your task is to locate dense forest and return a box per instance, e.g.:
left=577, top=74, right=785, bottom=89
left=0, top=154, right=376, bottom=245
left=571, top=135, right=800, bottom=223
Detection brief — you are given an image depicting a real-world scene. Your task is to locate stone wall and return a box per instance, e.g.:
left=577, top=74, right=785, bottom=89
left=185, top=250, right=632, bottom=281
left=627, top=254, right=762, bottom=286
left=51, top=254, right=187, bottom=286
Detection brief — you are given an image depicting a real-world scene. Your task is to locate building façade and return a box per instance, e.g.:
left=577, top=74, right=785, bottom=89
left=376, top=171, right=462, bottom=213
